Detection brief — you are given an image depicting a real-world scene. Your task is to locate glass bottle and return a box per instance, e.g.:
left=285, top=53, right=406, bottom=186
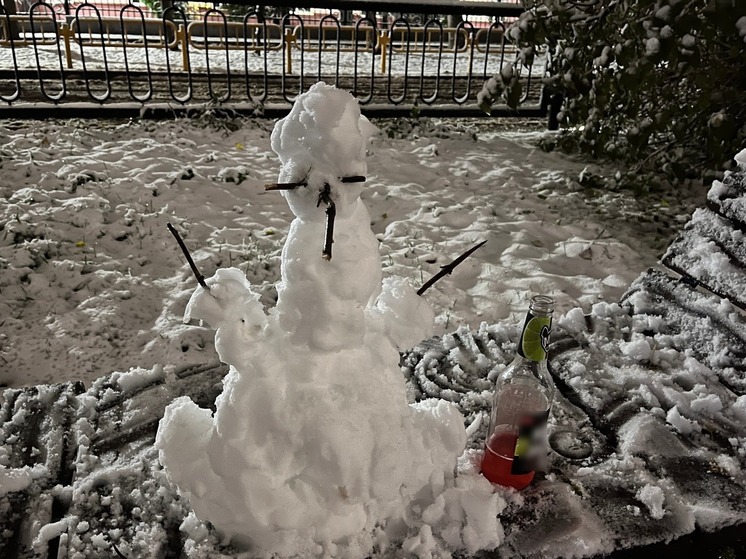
left=480, top=295, right=555, bottom=490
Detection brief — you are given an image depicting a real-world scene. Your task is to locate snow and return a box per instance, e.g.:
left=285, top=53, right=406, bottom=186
left=645, top=37, right=660, bottom=56
left=737, top=16, right=746, bottom=41
left=1, top=81, right=743, bottom=558
left=155, top=83, right=485, bottom=557
left=620, top=338, right=653, bottom=361
left=736, top=148, right=746, bottom=166
left=636, top=484, right=666, bottom=520
left=680, top=34, right=696, bottom=48
left=112, top=365, right=165, bottom=392
left=690, top=397, right=721, bottom=418
left=666, top=405, right=700, bottom=435
left=655, top=6, right=672, bottom=21
left=733, top=396, right=746, bottom=422
left=0, top=103, right=695, bottom=390
left=90, top=532, right=109, bottom=549
left=0, top=464, right=44, bottom=497
left=32, top=519, right=70, bottom=551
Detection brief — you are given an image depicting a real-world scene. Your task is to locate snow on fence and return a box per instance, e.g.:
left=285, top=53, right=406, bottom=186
left=0, top=0, right=551, bottom=117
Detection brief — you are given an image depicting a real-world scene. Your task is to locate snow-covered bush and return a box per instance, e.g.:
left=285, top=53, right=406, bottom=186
left=479, top=0, right=746, bottom=189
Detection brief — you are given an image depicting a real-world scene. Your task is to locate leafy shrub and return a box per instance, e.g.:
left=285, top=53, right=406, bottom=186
left=479, top=0, right=746, bottom=189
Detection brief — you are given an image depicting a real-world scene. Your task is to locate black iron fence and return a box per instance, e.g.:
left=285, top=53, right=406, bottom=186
left=0, top=0, right=557, bottom=119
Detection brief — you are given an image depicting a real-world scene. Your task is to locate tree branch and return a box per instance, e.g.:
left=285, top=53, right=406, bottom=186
left=167, top=222, right=209, bottom=290
left=417, top=240, right=487, bottom=296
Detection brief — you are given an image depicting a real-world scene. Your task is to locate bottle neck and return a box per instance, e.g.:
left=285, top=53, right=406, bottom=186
left=516, top=308, right=552, bottom=363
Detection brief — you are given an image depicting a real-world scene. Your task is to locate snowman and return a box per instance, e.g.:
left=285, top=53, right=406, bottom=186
left=156, top=82, right=467, bottom=557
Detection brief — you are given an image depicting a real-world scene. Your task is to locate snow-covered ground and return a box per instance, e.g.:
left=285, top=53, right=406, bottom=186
left=3, top=96, right=745, bottom=559
left=0, top=112, right=701, bottom=390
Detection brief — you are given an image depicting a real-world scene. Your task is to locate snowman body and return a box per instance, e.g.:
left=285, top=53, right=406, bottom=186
left=156, top=83, right=466, bottom=556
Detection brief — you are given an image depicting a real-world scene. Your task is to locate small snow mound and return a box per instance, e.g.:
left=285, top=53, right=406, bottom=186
left=737, top=17, right=746, bottom=40
left=645, top=38, right=660, bottom=56
left=113, top=365, right=165, bottom=392
left=370, top=276, right=435, bottom=349
left=732, top=395, right=746, bottom=422
left=636, top=484, right=666, bottom=520
left=618, top=414, right=688, bottom=457
left=32, top=519, right=70, bottom=553
left=179, top=512, right=210, bottom=543
left=557, top=307, right=587, bottom=335
left=620, top=338, right=652, bottom=362
left=735, top=148, right=746, bottom=167
left=591, top=301, right=623, bottom=319
left=0, top=464, right=43, bottom=498
left=689, top=393, right=723, bottom=415
left=666, top=406, right=700, bottom=435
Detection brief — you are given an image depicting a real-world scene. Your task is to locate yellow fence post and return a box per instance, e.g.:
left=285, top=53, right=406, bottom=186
left=284, top=28, right=296, bottom=74
left=178, top=24, right=188, bottom=71
left=466, top=32, right=474, bottom=69
left=58, top=22, right=74, bottom=69
left=377, top=30, right=389, bottom=74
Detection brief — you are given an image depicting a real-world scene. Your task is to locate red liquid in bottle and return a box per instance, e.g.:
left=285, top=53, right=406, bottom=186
left=480, top=431, right=535, bottom=490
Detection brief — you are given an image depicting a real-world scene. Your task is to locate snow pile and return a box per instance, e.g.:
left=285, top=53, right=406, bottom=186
left=155, top=83, right=501, bottom=557
left=0, top=463, right=44, bottom=498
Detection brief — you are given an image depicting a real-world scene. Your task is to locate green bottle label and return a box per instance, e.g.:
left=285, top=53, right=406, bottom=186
left=517, top=312, right=552, bottom=362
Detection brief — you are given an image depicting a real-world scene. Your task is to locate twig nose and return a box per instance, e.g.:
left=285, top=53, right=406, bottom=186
left=264, top=175, right=367, bottom=260
left=318, top=184, right=336, bottom=261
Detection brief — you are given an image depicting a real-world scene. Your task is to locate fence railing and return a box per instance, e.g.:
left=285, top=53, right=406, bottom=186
left=0, top=0, right=556, bottom=119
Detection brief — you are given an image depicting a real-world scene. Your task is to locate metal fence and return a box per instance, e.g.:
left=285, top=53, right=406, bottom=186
left=0, top=0, right=557, bottom=119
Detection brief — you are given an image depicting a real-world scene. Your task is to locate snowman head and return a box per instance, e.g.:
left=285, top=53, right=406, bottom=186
left=270, top=82, right=377, bottom=221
